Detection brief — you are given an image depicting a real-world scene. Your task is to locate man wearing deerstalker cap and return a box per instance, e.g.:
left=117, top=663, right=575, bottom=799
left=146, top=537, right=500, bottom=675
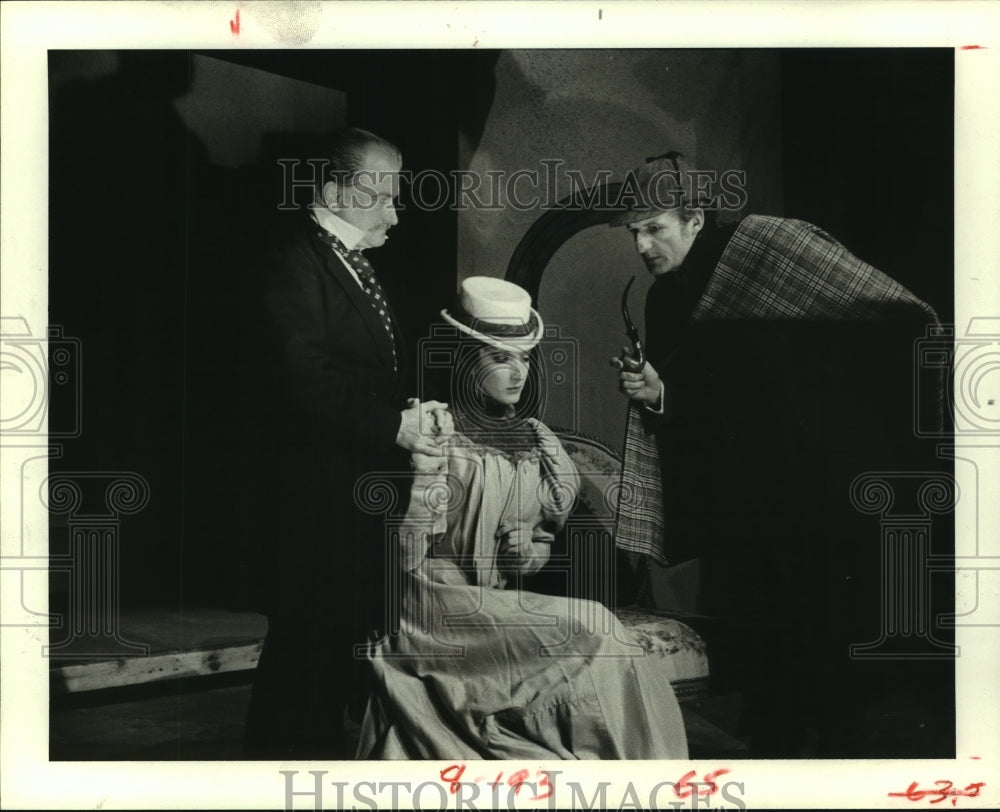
left=609, top=152, right=945, bottom=757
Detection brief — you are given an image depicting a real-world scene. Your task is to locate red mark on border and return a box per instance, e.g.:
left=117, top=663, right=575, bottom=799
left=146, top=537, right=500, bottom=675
left=439, top=763, right=723, bottom=805
left=507, top=769, right=531, bottom=796
left=960, top=45, right=983, bottom=50
left=435, top=764, right=556, bottom=802
left=531, top=772, right=554, bottom=802
left=675, top=769, right=732, bottom=799
left=230, top=9, right=241, bottom=35
left=440, top=764, right=465, bottom=794
left=888, top=780, right=986, bottom=806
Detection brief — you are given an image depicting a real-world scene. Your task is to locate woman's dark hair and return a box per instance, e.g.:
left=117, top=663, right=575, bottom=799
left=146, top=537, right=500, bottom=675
left=443, top=337, right=543, bottom=425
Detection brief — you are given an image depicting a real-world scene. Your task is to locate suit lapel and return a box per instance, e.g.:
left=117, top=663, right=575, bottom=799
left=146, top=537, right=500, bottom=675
left=307, top=227, right=398, bottom=372
left=384, top=297, right=407, bottom=378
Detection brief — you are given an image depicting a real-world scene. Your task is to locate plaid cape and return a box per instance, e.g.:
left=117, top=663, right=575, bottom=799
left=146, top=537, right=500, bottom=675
left=614, top=214, right=939, bottom=565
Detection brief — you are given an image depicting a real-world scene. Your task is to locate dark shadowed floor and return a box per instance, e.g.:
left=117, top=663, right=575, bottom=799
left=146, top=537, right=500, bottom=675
left=48, top=604, right=954, bottom=761
left=51, top=675, right=953, bottom=761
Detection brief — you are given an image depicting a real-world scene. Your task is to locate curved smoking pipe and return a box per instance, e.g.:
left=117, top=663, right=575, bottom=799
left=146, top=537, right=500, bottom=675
left=620, top=276, right=646, bottom=372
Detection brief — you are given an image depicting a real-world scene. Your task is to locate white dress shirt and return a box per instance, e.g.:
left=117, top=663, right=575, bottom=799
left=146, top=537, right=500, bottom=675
left=310, top=205, right=368, bottom=289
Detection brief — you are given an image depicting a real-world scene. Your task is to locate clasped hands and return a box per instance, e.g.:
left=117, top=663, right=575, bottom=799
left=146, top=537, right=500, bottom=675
left=396, top=398, right=454, bottom=472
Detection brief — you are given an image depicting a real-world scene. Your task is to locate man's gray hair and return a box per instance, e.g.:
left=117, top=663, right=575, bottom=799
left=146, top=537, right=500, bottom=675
left=317, top=126, right=401, bottom=194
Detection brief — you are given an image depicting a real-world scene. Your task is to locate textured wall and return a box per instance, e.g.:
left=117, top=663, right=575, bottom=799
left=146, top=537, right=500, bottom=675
left=177, top=54, right=345, bottom=168
left=458, top=49, right=783, bottom=448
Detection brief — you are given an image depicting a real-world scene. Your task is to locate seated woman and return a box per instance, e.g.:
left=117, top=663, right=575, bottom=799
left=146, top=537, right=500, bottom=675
left=357, top=277, right=688, bottom=760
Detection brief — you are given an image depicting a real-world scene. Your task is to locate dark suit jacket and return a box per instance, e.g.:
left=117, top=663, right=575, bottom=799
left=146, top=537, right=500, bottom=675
left=254, top=212, right=409, bottom=635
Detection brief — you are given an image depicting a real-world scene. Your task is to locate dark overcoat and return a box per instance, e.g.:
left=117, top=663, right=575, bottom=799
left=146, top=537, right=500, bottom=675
left=244, top=211, right=409, bottom=757
left=615, top=215, right=946, bottom=755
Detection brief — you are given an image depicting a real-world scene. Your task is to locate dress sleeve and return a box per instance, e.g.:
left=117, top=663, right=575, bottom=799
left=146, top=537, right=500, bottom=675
left=397, top=461, right=450, bottom=572
left=531, top=420, right=579, bottom=535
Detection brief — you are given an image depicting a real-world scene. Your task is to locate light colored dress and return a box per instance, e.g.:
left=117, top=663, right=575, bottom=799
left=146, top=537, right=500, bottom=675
left=357, top=418, right=689, bottom=759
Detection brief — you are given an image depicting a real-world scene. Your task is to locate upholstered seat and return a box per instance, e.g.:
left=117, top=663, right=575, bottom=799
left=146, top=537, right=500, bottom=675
left=555, top=429, right=710, bottom=701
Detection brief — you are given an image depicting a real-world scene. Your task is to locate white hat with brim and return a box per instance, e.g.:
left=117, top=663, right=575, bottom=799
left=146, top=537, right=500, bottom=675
left=441, top=276, right=544, bottom=353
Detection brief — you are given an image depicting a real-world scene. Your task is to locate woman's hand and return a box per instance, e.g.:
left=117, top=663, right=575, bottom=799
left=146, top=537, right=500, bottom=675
left=402, top=399, right=454, bottom=472
left=497, top=523, right=548, bottom=575
left=397, top=398, right=450, bottom=456
left=428, top=404, right=455, bottom=441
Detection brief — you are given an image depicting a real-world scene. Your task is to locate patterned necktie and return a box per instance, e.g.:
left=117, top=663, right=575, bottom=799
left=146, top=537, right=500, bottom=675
left=316, top=230, right=398, bottom=373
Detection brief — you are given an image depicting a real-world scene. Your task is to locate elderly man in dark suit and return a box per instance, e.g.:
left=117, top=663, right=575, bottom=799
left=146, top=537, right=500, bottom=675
left=244, top=127, right=446, bottom=759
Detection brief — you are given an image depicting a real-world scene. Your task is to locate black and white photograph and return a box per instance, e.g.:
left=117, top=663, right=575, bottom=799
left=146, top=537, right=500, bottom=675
left=2, top=2, right=998, bottom=810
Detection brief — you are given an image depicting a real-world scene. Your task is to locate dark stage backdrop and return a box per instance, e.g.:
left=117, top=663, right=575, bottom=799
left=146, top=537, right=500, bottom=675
left=780, top=49, right=953, bottom=325
left=47, top=49, right=954, bottom=616
left=47, top=49, right=493, bottom=608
